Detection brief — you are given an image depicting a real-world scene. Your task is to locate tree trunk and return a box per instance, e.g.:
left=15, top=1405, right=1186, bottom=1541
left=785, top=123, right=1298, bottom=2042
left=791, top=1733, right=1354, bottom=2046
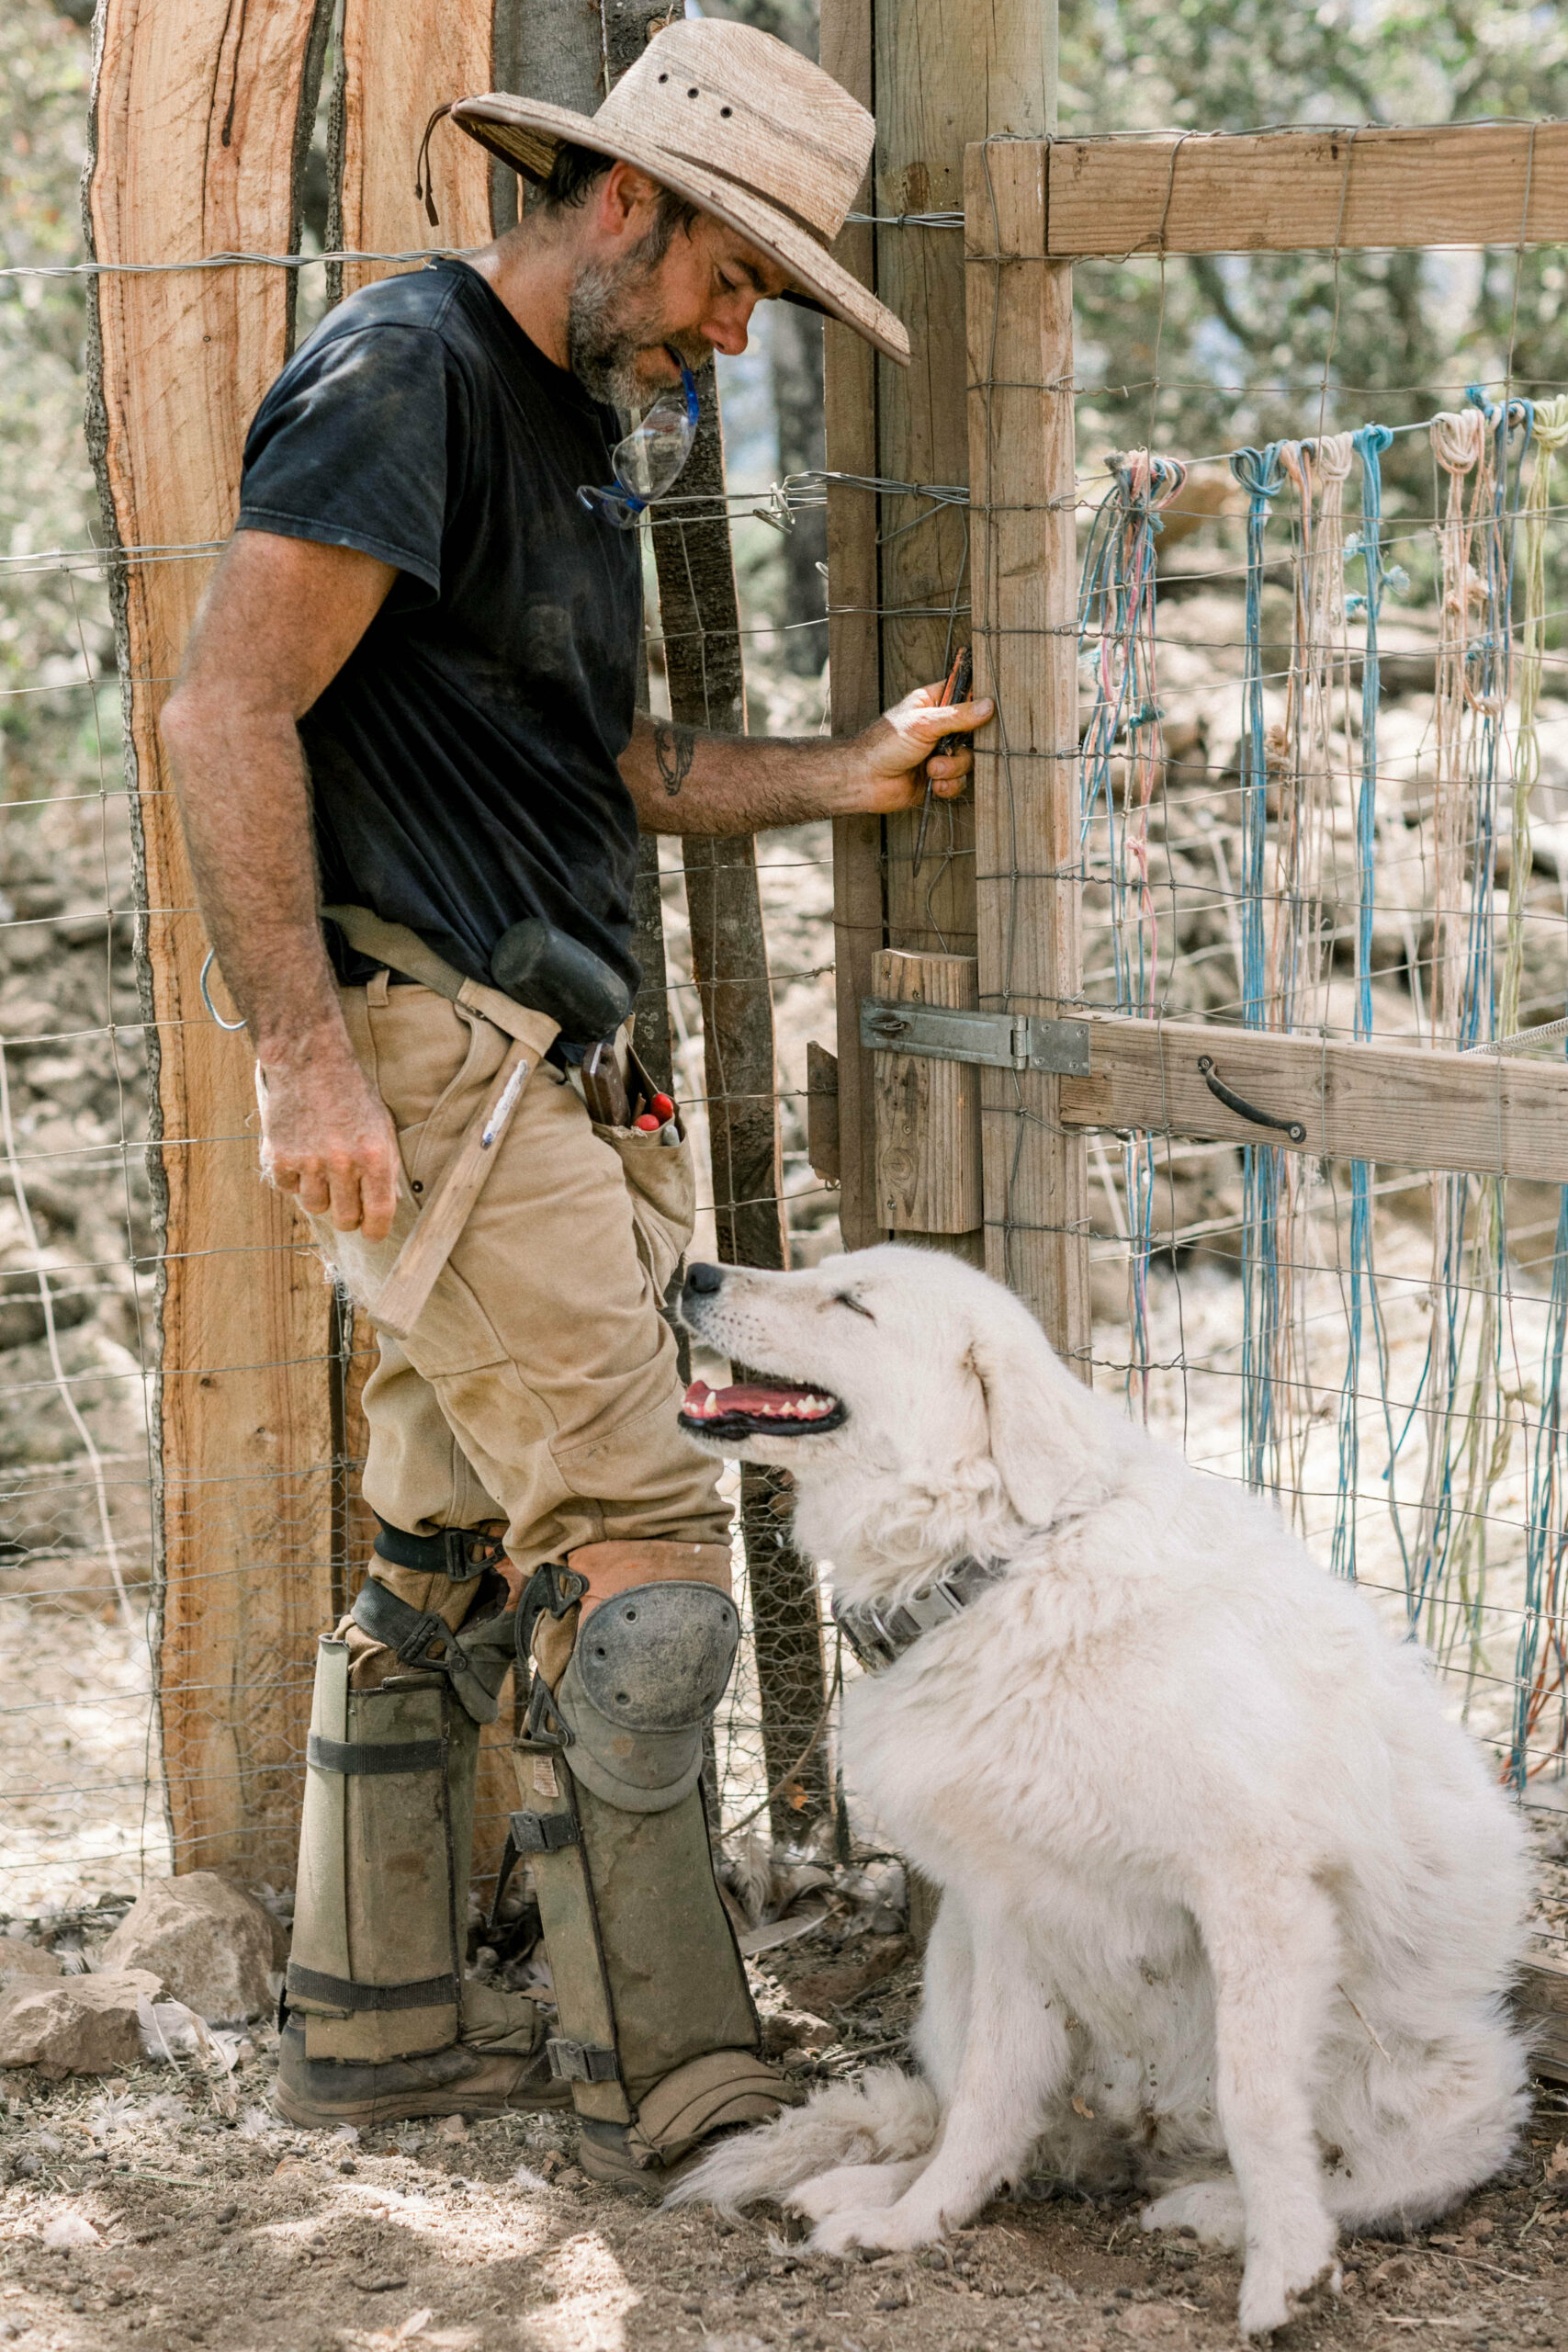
left=648, top=360, right=833, bottom=1843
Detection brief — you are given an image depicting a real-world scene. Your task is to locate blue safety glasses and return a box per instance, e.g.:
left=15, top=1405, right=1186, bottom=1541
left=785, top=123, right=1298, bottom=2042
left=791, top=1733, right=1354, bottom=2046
left=577, top=351, right=700, bottom=528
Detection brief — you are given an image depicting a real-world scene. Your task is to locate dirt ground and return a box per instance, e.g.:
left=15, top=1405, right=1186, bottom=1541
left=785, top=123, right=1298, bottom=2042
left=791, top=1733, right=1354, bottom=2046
left=4, top=1919, right=1568, bottom=2352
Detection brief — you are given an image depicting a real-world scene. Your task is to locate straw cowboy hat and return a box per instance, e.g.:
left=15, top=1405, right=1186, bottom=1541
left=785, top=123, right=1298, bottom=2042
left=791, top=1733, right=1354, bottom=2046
left=444, top=18, right=909, bottom=367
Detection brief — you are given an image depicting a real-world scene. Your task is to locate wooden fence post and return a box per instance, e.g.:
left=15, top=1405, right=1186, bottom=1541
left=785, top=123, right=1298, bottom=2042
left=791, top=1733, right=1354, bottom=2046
left=85, top=0, right=338, bottom=1879
left=822, top=0, right=1050, bottom=1266
left=964, top=139, right=1090, bottom=1370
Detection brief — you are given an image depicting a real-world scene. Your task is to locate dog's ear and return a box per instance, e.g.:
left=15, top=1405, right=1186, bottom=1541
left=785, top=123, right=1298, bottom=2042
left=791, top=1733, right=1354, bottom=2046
left=965, top=1304, right=1101, bottom=1529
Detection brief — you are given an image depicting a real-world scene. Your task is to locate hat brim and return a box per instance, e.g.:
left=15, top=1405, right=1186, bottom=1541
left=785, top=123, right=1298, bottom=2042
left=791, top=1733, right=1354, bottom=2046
left=448, top=94, right=910, bottom=368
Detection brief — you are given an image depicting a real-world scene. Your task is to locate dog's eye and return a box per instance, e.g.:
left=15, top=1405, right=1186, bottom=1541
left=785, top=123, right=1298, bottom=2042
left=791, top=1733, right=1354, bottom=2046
left=833, top=1292, right=875, bottom=1320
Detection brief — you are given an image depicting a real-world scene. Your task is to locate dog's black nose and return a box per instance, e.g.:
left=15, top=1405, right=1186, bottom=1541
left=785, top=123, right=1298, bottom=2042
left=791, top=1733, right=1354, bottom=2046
left=685, top=1261, right=725, bottom=1296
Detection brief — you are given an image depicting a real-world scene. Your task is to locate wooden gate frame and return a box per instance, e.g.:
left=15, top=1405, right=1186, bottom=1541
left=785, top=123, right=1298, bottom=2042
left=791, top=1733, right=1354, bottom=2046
left=834, top=120, right=1568, bottom=1389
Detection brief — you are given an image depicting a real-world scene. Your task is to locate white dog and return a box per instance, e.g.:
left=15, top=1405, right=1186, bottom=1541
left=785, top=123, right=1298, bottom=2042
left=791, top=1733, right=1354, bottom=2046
left=670, top=1245, right=1531, bottom=2337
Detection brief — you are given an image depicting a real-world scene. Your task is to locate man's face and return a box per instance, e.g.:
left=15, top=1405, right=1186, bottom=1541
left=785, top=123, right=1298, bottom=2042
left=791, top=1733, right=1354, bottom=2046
left=567, top=165, right=792, bottom=412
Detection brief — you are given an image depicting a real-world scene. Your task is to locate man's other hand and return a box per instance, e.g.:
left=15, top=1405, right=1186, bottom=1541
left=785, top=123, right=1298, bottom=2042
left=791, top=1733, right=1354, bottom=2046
left=257, top=1048, right=402, bottom=1242
left=852, top=680, right=994, bottom=815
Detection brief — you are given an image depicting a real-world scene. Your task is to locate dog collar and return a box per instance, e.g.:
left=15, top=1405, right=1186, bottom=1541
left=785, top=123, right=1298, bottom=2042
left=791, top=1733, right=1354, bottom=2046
left=833, top=1555, right=1008, bottom=1674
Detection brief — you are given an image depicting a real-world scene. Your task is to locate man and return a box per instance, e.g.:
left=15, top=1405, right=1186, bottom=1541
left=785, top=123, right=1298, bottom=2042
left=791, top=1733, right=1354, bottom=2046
left=159, top=17, right=987, bottom=2186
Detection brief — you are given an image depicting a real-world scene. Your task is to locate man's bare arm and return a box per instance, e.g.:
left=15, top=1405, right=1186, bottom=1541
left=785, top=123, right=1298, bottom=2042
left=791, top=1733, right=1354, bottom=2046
left=619, top=681, right=993, bottom=834
left=159, top=530, right=402, bottom=1239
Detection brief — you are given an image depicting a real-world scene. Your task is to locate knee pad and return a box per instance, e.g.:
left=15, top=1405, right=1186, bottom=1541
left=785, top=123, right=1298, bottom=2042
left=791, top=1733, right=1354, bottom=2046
left=552, top=1580, right=740, bottom=1812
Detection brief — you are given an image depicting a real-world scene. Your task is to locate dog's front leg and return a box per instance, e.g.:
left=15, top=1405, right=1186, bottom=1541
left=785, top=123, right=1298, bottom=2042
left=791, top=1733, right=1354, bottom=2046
left=809, top=1912, right=1063, bottom=2256
left=1198, top=1875, right=1341, bottom=2337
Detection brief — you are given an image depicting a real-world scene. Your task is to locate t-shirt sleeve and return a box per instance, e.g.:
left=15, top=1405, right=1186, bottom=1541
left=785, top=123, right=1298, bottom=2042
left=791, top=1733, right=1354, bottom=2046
left=236, top=323, right=453, bottom=593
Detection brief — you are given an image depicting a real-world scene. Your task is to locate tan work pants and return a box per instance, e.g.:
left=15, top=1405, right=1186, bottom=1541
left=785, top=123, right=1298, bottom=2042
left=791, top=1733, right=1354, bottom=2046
left=309, top=977, right=727, bottom=1568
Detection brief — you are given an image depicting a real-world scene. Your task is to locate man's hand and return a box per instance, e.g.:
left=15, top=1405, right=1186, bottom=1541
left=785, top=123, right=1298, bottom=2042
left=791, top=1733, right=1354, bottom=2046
left=620, top=676, right=994, bottom=834
left=851, top=680, right=994, bottom=815
left=256, top=1042, right=402, bottom=1242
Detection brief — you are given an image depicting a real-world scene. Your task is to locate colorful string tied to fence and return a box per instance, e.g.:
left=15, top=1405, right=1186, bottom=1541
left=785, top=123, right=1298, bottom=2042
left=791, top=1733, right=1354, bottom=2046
left=1077, top=447, right=1187, bottom=1416
left=1327, top=423, right=1396, bottom=1582
left=1269, top=435, right=1355, bottom=1524
left=1229, top=443, right=1292, bottom=1495
left=1509, top=394, right=1568, bottom=1786
left=1400, top=395, right=1530, bottom=1678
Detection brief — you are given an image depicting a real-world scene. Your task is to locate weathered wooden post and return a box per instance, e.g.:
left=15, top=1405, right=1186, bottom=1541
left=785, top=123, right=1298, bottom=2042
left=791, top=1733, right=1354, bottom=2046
left=85, top=0, right=338, bottom=1879
left=821, top=0, right=1087, bottom=1367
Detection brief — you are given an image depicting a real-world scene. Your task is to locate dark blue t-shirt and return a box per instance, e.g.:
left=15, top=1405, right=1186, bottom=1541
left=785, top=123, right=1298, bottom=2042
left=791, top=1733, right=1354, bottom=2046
left=236, top=257, right=643, bottom=1001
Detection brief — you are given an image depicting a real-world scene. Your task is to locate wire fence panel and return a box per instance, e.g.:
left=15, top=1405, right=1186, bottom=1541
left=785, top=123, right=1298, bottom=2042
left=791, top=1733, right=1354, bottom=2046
left=1048, top=190, right=1568, bottom=1923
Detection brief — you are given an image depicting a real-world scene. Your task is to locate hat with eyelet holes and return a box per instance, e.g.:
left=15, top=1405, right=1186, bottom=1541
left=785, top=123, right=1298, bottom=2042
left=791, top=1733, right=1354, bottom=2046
left=443, top=19, right=909, bottom=368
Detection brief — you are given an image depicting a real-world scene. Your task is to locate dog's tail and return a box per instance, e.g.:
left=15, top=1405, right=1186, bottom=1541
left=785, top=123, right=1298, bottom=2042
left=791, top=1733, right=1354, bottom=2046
left=667, top=2064, right=940, bottom=2217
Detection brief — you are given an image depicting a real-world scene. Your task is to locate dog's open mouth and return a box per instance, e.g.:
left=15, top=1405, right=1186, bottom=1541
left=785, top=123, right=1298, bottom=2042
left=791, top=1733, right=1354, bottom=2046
left=679, top=1377, right=846, bottom=1441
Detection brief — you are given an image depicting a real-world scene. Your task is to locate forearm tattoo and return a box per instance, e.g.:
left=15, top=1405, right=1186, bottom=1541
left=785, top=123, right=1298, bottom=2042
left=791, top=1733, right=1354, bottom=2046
left=653, top=722, right=696, bottom=797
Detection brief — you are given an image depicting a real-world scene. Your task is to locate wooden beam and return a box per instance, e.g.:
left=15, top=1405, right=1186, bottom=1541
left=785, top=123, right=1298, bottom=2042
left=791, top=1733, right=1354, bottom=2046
left=1059, top=1016, right=1568, bottom=1185
left=85, top=0, right=337, bottom=1879
left=872, top=951, right=982, bottom=1234
left=1045, top=122, right=1568, bottom=259
left=964, top=141, right=1091, bottom=1372
left=821, top=0, right=884, bottom=1253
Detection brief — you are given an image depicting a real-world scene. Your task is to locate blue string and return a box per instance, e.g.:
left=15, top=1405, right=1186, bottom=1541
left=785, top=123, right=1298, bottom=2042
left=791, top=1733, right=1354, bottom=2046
left=1331, top=424, right=1393, bottom=1582
left=1230, top=446, right=1286, bottom=1493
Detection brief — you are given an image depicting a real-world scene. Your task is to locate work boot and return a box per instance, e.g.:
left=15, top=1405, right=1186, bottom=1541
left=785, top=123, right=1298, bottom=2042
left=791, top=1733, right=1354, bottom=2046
left=275, top=2015, right=570, bottom=2129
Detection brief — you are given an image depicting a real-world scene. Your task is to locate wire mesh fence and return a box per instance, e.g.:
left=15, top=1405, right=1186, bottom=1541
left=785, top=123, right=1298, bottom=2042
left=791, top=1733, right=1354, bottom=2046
left=14, top=77, right=1568, bottom=1990
left=1068, top=314, right=1568, bottom=1932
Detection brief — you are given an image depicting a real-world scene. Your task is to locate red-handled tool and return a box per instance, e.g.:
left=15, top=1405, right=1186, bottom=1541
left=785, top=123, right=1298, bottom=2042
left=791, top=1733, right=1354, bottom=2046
left=912, top=645, right=973, bottom=882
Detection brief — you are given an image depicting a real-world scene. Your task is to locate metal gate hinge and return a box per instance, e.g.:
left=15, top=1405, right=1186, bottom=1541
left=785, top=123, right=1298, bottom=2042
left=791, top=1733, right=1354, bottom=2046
left=860, top=999, right=1090, bottom=1077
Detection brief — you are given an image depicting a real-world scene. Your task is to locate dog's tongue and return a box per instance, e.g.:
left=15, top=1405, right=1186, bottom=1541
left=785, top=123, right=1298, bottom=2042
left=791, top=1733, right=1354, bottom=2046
left=683, top=1377, right=836, bottom=1423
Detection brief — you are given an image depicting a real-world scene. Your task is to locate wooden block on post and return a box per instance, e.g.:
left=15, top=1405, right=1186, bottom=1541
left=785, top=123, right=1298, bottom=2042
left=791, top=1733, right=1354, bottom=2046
left=871, top=951, right=982, bottom=1235
left=964, top=139, right=1092, bottom=1376
left=807, top=1042, right=841, bottom=1188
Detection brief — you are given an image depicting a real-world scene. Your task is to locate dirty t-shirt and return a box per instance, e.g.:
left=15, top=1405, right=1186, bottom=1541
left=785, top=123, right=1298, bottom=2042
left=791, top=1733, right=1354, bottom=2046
left=235, top=257, right=642, bottom=1010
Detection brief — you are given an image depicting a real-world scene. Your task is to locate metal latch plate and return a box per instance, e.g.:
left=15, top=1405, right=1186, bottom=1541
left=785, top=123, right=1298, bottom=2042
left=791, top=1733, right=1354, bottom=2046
left=860, top=999, right=1090, bottom=1077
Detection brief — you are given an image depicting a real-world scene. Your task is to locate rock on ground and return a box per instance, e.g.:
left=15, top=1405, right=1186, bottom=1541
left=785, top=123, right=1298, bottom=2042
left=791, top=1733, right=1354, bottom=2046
left=0, top=1942, right=61, bottom=1996
left=99, top=1872, right=276, bottom=2023
left=0, top=1968, right=163, bottom=2078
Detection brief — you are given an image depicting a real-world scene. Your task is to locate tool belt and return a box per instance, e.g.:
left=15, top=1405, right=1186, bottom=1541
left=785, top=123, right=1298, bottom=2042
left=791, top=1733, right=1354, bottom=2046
left=322, top=905, right=551, bottom=1050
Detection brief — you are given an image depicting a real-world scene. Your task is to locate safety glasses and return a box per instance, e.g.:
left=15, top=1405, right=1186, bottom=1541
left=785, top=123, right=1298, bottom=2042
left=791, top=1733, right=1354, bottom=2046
left=577, top=351, right=700, bottom=528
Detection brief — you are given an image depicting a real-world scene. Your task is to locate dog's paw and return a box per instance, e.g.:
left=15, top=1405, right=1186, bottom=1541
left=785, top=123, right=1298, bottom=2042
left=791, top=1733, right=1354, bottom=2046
left=788, top=2163, right=914, bottom=2223
left=1140, top=2181, right=1245, bottom=2250
left=807, top=2195, right=945, bottom=2256
left=1237, top=2244, right=1340, bottom=2338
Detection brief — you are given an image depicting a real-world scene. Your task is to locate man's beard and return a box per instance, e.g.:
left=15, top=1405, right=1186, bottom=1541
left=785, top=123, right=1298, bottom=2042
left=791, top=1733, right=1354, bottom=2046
left=566, top=236, right=702, bottom=414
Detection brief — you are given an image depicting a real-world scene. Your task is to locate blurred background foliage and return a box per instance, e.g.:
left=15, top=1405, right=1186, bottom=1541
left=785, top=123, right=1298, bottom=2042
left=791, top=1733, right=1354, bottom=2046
left=0, top=0, right=114, bottom=818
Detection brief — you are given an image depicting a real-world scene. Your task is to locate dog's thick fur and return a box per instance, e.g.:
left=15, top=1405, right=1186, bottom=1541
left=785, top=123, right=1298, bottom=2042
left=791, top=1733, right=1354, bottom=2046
left=671, top=1246, right=1530, bottom=2337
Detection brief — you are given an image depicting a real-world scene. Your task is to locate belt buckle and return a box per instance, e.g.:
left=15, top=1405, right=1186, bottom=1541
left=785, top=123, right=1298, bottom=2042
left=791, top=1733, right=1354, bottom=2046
left=444, top=1526, right=501, bottom=1578
left=392, top=1608, right=450, bottom=1666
